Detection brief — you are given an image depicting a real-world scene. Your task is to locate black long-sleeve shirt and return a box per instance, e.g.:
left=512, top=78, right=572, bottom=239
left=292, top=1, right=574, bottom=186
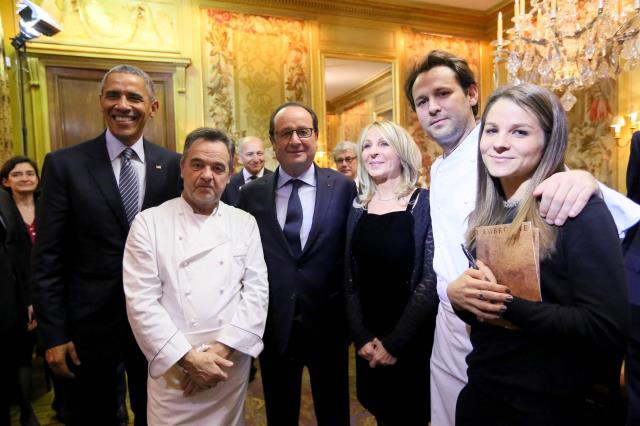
left=458, top=197, right=628, bottom=412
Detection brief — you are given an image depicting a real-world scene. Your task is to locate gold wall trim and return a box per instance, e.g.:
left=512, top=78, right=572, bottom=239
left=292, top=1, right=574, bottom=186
left=328, top=68, right=392, bottom=111
left=222, top=0, right=490, bottom=38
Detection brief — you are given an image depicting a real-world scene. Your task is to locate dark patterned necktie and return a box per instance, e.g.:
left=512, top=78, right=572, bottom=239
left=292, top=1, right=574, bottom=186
left=283, top=179, right=303, bottom=255
left=119, top=148, right=139, bottom=224
left=249, top=175, right=257, bottom=181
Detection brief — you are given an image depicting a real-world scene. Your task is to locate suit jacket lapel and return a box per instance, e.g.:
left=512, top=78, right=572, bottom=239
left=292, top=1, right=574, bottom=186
left=85, top=134, right=129, bottom=230
left=265, top=170, right=297, bottom=257
left=302, top=165, right=333, bottom=256
left=142, top=139, right=173, bottom=210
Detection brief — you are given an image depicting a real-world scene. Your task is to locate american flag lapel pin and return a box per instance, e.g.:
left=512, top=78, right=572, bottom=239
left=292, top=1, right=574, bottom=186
left=155, top=164, right=162, bottom=170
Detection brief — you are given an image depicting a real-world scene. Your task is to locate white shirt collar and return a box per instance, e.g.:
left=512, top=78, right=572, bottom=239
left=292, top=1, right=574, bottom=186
left=105, top=129, right=145, bottom=163
left=277, top=164, right=316, bottom=189
left=242, top=167, right=265, bottom=182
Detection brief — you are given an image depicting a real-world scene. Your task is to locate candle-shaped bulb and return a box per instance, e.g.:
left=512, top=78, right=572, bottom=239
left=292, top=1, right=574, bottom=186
left=498, top=11, right=503, bottom=46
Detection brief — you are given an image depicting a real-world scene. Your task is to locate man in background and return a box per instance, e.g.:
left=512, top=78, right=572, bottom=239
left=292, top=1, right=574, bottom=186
left=33, top=64, right=182, bottom=425
left=238, top=102, right=355, bottom=425
left=332, top=141, right=358, bottom=181
left=222, top=135, right=272, bottom=206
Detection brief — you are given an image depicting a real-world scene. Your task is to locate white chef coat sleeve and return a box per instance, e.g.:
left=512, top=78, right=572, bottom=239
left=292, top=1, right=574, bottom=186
left=217, top=215, right=269, bottom=358
left=599, top=181, right=640, bottom=237
left=123, top=212, right=191, bottom=379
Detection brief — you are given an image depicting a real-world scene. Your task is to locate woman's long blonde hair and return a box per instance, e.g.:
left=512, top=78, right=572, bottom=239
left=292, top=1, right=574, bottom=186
left=354, top=120, right=422, bottom=207
left=465, top=83, right=567, bottom=259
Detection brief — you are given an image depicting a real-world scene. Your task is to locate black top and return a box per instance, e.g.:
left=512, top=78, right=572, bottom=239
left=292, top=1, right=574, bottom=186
left=352, top=209, right=415, bottom=339
left=458, top=197, right=628, bottom=411
left=344, top=188, right=438, bottom=358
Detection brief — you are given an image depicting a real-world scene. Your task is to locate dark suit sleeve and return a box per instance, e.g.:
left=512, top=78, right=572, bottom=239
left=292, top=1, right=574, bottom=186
left=629, top=132, right=640, bottom=203
left=32, top=153, right=72, bottom=348
left=503, top=199, right=628, bottom=356
left=381, top=223, right=438, bottom=357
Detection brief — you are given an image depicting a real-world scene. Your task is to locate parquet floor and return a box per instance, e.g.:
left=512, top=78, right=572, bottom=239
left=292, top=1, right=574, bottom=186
left=10, top=347, right=376, bottom=426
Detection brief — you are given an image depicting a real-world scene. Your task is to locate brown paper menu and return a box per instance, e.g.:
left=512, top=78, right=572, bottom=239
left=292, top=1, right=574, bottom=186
left=475, top=221, right=541, bottom=302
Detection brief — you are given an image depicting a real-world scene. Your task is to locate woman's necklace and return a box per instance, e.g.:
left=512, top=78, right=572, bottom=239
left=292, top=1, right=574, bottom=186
left=503, top=199, right=520, bottom=209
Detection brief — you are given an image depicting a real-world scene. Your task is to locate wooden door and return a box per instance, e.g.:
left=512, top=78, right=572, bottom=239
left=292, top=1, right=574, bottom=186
left=46, top=66, right=176, bottom=151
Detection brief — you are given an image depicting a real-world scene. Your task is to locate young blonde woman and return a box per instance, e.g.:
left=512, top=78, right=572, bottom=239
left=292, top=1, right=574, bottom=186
left=344, top=120, right=438, bottom=425
left=447, top=84, right=628, bottom=425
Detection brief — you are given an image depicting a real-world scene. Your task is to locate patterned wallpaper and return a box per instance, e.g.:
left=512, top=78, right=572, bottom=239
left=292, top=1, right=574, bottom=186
left=341, top=101, right=368, bottom=144
left=202, top=9, right=311, bottom=146
left=564, top=81, right=615, bottom=186
left=0, top=25, right=11, bottom=164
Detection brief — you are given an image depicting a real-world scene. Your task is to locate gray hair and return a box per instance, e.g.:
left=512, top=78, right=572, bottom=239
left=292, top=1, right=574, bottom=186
left=332, top=141, right=357, bottom=159
left=100, top=64, right=156, bottom=101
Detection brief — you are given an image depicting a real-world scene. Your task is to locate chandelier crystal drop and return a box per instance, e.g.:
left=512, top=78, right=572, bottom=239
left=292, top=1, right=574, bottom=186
left=494, top=0, right=640, bottom=110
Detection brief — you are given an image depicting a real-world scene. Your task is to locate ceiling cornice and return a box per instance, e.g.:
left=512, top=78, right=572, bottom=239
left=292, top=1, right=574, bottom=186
left=220, top=0, right=496, bottom=39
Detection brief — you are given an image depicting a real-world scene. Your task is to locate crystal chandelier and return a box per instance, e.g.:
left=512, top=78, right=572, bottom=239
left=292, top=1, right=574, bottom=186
left=494, top=0, right=640, bottom=110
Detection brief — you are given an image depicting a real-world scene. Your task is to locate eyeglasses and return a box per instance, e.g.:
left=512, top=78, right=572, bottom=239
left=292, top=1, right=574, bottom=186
left=276, top=128, right=314, bottom=141
left=335, top=156, right=356, bottom=165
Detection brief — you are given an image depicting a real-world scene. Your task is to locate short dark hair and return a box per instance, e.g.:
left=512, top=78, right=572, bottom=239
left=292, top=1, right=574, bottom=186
left=404, top=50, right=478, bottom=116
left=100, top=64, right=156, bottom=101
left=268, top=102, right=318, bottom=140
left=182, top=127, right=233, bottom=162
left=0, top=156, right=39, bottom=194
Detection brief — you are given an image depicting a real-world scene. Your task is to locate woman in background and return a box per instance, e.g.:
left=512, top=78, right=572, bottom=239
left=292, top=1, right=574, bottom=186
left=1, top=156, right=40, bottom=426
left=447, top=84, right=628, bottom=425
left=344, top=120, right=438, bottom=425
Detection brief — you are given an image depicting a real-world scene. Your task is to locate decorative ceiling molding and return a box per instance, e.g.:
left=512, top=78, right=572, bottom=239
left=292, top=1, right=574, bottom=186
left=223, top=0, right=493, bottom=39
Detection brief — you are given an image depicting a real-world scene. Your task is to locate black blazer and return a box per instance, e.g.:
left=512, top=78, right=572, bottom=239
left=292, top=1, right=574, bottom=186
left=32, top=133, right=182, bottom=349
left=237, top=165, right=356, bottom=355
left=344, top=188, right=438, bottom=357
left=0, top=190, right=31, bottom=334
left=222, top=168, right=273, bottom=206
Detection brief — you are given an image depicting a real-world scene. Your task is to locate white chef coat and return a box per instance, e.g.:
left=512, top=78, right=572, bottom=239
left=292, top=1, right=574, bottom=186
left=123, top=197, right=269, bottom=425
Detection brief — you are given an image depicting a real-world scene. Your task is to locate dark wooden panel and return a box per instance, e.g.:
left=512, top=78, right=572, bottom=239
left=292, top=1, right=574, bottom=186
left=46, top=66, right=176, bottom=152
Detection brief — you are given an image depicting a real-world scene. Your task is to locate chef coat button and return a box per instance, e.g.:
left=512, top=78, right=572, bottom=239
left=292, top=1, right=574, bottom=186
left=185, top=289, right=191, bottom=295
left=178, top=236, right=183, bottom=240
left=182, top=261, right=189, bottom=267
left=219, top=261, right=224, bottom=265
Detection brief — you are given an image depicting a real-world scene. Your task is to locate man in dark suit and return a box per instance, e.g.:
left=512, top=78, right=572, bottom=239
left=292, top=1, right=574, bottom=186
left=625, top=131, right=640, bottom=426
left=237, top=102, right=355, bottom=425
left=32, top=65, right=182, bottom=426
left=0, top=189, right=31, bottom=426
left=222, top=135, right=272, bottom=206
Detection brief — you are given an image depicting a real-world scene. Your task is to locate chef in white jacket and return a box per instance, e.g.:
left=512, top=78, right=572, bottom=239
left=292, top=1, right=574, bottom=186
left=123, top=127, right=269, bottom=425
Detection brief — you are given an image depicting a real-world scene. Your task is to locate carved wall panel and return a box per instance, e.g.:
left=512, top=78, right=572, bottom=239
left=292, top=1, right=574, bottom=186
left=33, top=0, right=179, bottom=53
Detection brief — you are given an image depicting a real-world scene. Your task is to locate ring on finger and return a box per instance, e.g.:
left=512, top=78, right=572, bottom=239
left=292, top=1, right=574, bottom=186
left=478, top=291, right=485, bottom=301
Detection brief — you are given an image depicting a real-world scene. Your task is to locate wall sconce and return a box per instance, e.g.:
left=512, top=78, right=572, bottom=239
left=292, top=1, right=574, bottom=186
left=611, top=116, right=631, bottom=147
left=628, top=112, right=640, bottom=132
left=611, top=115, right=626, bottom=138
